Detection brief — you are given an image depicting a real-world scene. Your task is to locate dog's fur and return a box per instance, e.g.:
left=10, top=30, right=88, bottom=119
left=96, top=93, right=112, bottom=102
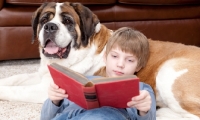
left=0, top=2, right=199, bottom=120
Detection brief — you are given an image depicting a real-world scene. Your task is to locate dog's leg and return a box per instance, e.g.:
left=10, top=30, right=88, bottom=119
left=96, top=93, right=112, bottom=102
left=0, top=72, right=41, bottom=86
left=0, top=84, right=47, bottom=103
left=0, top=74, right=51, bottom=103
left=156, top=58, right=200, bottom=119
left=0, top=72, right=52, bottom=103
left=157, top=108, right=200, bottom=120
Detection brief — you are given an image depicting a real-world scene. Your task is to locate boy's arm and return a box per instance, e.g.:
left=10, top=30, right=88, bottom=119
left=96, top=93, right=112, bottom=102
left=127, top=83, right=156, bottom=120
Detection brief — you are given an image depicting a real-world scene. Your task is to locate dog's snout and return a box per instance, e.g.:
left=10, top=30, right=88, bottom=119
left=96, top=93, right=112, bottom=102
left=44, top=23, right=58, bottom=33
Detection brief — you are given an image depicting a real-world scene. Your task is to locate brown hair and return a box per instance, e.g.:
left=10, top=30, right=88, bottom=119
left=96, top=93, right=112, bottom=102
left=105, top=27, right=149, bottom=70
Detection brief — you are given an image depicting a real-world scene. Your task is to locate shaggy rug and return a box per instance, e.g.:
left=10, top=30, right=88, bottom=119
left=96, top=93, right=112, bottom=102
left=0, top=59, right=42, bottom=120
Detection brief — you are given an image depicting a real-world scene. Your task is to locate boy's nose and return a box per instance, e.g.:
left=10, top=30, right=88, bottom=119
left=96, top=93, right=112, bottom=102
left=117, top=59, right=125, bottom=68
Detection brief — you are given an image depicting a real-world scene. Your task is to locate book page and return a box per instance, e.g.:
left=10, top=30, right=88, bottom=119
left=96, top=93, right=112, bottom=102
left=50, top=63, right=90, bottom=85
left=91, top=75, right=138, bottom=84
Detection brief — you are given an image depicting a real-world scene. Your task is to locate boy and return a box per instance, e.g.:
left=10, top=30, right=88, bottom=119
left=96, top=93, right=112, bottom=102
left=40, top=27, right=156, bottom=120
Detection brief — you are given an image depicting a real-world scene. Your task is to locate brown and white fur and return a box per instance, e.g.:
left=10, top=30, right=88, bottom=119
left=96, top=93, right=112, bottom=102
left=0, top=2, right=199, bottom=120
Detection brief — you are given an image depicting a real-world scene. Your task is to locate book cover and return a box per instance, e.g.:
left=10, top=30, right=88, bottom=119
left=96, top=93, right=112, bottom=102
left=48, top=63, right=139, bottom=109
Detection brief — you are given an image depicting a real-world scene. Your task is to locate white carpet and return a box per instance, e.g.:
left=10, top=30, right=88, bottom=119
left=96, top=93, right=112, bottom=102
left=0, top=59, right=42, bottom=120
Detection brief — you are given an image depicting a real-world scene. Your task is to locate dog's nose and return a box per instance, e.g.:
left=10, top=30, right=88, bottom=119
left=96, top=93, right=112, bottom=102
left=44, top=23, right=58, bottom=33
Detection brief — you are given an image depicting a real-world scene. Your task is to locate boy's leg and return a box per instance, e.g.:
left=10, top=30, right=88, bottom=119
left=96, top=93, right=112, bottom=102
left=71, top=107, right=130, bottom=120
left=52, top=108, right=86, bottom=120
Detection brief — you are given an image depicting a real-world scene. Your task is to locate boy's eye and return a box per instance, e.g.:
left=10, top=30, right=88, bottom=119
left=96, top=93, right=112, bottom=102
left=111, top=55, right=117, bottom=58
left=128, top=59, right=134, bottom=62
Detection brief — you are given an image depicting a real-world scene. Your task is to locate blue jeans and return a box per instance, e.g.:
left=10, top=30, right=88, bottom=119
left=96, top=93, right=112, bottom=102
left=52, top=106, right=130, bottom=120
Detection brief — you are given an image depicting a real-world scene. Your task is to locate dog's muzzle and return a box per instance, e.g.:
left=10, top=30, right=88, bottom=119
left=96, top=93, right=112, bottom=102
left=42, top=23, right=71, bottom=59
left=44, top=23, right=58, bottom=33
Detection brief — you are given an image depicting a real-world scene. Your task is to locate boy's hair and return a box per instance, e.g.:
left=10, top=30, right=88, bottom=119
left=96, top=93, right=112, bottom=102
left=105, top=27, right=149, bottom=69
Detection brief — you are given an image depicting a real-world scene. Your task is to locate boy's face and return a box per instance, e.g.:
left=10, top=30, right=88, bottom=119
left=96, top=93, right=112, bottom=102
left=104, top=47, right=139, bottom=77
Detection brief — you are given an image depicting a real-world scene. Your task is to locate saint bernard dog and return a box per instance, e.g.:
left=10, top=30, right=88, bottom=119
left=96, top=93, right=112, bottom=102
left=0, top=2, right=199, bottom=120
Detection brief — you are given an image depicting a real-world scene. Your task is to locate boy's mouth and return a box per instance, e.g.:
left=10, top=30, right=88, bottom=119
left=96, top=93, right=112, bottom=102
left=113, top=70, right=124, bottom=76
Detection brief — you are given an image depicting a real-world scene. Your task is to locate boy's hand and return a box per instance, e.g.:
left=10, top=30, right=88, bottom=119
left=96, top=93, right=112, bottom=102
left=48, top=82, right=68, bottom=106
left=127, top=90, right=151, bottom=116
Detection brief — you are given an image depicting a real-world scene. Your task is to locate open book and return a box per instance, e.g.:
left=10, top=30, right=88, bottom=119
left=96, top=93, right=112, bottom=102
left=48, top=63, right=139, bottom=109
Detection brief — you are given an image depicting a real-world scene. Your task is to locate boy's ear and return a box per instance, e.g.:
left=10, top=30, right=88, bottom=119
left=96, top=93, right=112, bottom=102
left=136, top=67, right=142, bottom=72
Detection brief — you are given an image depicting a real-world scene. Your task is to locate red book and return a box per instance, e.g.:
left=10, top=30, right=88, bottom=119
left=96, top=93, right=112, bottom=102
left=48, top=63, right=139, bottom=109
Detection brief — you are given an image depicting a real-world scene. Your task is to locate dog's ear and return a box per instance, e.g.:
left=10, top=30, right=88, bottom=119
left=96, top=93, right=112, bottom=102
left=70, top=3, right=100, bottom=47
left=31, top=3, right=48, bottom=44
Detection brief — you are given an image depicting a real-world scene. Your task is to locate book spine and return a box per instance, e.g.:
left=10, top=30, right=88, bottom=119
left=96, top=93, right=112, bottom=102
left=82, top=86, right=99, bottom=109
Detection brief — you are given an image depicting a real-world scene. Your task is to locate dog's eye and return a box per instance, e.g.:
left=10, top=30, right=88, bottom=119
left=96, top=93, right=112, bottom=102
left=40, top=12, right=52, bottom=25
left=63, top=16, right=73, bottom=25
left=65, top=19, right=71, bottom=24
left=40, top=17, right=48, bottom=24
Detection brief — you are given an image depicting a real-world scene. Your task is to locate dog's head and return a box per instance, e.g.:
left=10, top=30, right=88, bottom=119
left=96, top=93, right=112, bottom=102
left=32, top=2, right=100, bottom=59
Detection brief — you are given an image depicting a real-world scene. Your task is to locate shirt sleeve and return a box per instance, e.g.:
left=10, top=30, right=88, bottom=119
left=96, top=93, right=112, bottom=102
left=40, top=98, right=86, bottom=120
left=40, top=98, right=70, bottom=120
left=126, top=82, right=156, bottom=120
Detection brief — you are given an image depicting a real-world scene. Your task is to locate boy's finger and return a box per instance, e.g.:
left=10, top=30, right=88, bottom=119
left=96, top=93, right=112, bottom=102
left=127, top=100, right=150, bottom=111
left=50, top=95, right=66, bottom=101
left=134, top=102, right=151, bottom=112
left=58, top=88, right=66, bottom=94
left=51, top=88, right=66, bottom=94
left=132, top=90, right=148, bottom=101
left=49, top=91, right=68, bottom=99
left=128, top=96, right=150, bottom=106
left=49, top=83, right=66, bottom=94
left=54, top=93, right=68, bottom=98
left=127, top=100, right=141, bottom=106
left=50, top=82, right=59, bottom=89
